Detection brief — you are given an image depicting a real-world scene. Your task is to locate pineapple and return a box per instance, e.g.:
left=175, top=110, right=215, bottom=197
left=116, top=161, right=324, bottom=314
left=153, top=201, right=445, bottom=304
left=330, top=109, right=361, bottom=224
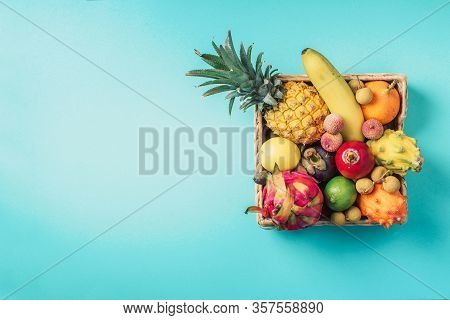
left=265, top=81, right=328, bottom=144
left=186, top=31, right=328, bottom=144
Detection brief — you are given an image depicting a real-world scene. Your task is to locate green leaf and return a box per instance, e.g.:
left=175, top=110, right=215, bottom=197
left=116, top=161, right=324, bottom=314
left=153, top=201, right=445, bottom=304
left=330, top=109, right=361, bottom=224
left=224, top=31, right=245, bottom=71
left=263, top=93, right=277, bottom=106
left=255, top=52, right=264, bottom=77
left=224, top=46, right=245, bottom=72
left=240, top=98, right=258, bottom=110
left=246, top=44, right=257, bottom=77
left=186, top=69, right=231, bottom=79
left=212, top=41, right=221, bottom=56
left=198, top=78, right=237, bottom=87
left=239, top=80, right=254, bottom=93
left=242, top=92, right=256, bottom=101
left=225, top=91, right=241, bottom=99
left=254, top=71, right=263, bottom=87
left=218, top=45, right=238, bottom=70
left=272, top=77, right=281, bottom=85
left=194, top=50, right=228, bottom=70
left=246, top=45, right=254, bottom=67
left=228, top=97, right=235, bottom=115
left=264, top=65, right=272, bottom=79
left=188, top=32, right=283, bottom=113
left=239, top=79, right=254, bottom=88
left=257, top=83, right=269, bottom=96
left=202, top=85, right=234, bottom=97
left=240, top=42, right=256, bottom=78
left=228, top=71, right=250, bottom=84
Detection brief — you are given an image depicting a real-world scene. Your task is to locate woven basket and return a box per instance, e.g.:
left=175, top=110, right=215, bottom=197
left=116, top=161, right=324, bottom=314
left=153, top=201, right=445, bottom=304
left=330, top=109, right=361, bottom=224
left=254, top=73, right=408, bottom=229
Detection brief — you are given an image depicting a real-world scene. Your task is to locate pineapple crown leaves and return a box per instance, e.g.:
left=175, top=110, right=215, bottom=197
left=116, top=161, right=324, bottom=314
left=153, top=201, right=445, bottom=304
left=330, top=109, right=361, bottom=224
left=186, top=31, right=284, bottom=115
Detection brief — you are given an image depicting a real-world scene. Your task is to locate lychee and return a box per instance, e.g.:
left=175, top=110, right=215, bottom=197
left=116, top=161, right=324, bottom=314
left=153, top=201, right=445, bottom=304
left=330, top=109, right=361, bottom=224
left=346, top=206, right=362, bottom=222
left=331, top=212, right=346, bottom=225
left=323, top=114, right=344, bottom=134
left=382, top=176, right=401, bottom=193
left=356, top=87, right=373, bottom=104
left=356, top=178, right=374, bottom=194
left=371, top=166, right=389, bottom=183
left=362, top=119, right=384, bottom=140
left=320, top=132, right=343, bottom=152
left=348, top=78, right=365, bottom=94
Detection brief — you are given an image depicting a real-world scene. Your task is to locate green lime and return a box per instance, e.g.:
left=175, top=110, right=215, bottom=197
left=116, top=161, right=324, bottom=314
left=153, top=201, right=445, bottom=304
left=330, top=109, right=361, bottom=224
left=324, top=176, right=357, bottom=211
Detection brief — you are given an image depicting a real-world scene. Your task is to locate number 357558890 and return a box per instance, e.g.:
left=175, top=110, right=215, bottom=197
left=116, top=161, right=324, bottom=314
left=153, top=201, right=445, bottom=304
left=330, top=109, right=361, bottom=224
left=251, top=301, right=323, bottom=314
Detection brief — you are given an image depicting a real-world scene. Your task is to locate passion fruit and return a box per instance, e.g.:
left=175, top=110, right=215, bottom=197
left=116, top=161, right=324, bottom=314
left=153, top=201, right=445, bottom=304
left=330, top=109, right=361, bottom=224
left=259, top=137, right=301, bottom=172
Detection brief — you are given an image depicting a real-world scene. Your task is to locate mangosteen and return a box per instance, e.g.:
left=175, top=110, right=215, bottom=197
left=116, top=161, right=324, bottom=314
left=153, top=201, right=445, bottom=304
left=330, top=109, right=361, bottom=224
left=301, top=144, right=337, bottom=183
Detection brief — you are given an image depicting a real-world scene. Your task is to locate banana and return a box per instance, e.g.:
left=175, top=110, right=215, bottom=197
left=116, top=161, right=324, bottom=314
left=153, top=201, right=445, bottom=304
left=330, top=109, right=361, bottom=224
left=301, top=48, right=364, bottom=141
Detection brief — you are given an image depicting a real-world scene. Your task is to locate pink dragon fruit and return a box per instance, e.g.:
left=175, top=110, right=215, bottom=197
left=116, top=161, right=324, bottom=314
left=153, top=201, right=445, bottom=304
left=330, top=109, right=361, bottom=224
left=246, top=165, right=324, bottom=230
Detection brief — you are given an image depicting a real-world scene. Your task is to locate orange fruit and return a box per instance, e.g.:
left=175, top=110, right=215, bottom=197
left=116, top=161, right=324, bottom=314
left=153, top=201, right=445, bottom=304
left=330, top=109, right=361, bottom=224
left=360, top=81, right=400, bottom=124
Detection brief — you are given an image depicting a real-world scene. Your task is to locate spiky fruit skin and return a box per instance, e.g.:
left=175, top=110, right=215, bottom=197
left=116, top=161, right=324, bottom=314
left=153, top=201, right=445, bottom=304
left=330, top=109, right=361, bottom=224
left=324, top=114, right=344, bottom=134
left=367, top=130, right=423, bottom=176
left=321, top=133, right=343, bottom=152
left=357, top=184, right=407, bottom=228
left=265, top=81, right=329, bottom=144
left=362, top=119, right=384, bottom=140
left=256, top=166, right=323, bottom=230
left=336, top=141, right=375, bottom=180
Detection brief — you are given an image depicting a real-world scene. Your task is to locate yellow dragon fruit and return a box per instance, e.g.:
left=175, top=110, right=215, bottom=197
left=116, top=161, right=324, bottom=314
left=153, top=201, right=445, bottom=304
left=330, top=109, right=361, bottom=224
left=367, top=130, right=423, bottom=176
left=246, top=165, right=323, bottom=230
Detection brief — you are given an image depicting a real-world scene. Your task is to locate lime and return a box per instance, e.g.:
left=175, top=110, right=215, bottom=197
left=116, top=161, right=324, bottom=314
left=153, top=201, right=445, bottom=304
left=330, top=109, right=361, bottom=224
left=324, top=176, right=357, bottom=211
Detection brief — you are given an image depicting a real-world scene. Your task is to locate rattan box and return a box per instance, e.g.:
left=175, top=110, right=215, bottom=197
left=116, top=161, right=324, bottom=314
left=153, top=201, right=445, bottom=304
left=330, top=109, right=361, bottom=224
left=254, top=73, right=408, bottom=229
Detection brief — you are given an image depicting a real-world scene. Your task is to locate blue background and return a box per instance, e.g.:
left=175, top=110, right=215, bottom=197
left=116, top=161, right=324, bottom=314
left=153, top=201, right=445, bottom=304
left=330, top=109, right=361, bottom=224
left=1, top=0, right=449, bottom=299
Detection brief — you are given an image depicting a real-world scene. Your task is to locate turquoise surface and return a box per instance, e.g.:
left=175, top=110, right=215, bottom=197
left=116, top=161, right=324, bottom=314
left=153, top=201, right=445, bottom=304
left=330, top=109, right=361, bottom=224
left=1, top=0, right=449, bottom=299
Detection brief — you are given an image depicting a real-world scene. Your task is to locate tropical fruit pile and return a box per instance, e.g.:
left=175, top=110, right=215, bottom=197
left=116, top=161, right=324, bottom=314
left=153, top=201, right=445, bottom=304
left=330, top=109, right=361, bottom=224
left=187, top=32, right=423, bottom=230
